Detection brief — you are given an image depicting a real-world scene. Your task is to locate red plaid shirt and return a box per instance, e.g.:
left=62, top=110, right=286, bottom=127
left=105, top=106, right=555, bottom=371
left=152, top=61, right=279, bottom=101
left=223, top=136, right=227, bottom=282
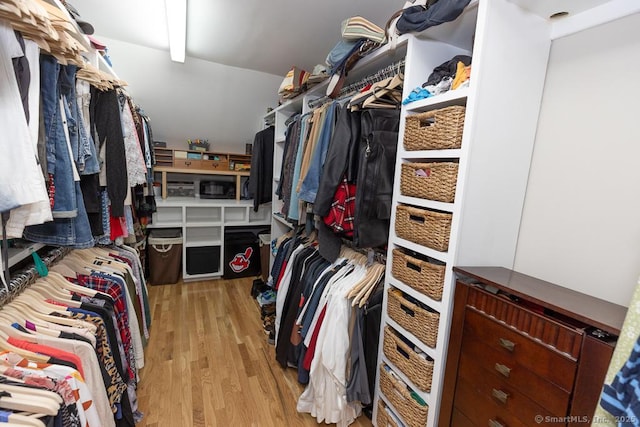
left=323, top=178, right=356, bottom=237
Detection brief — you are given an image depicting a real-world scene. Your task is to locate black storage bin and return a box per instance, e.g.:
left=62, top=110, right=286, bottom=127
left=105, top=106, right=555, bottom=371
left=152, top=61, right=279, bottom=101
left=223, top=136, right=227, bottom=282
left=148, top=228, right=182, bottom=285
left=223, top=230, right=261, bottom=279
left=186, top=246, right=221, bottom=276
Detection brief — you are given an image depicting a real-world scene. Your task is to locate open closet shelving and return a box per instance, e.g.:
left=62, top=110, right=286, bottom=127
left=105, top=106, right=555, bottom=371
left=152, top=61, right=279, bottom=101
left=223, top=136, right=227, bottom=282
left=263, top=0, right=639, bottom=425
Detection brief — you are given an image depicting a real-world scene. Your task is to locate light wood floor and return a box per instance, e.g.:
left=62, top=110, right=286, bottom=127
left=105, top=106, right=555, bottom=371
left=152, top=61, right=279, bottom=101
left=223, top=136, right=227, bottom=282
left=136, top=278, right=374, bottom=427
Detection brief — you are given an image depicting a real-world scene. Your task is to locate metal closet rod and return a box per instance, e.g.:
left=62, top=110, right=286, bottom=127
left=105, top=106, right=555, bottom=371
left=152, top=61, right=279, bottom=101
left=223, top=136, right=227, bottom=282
left=0, top=246, right=71, bottom=308
left=308, top=59, right=406, bottom=109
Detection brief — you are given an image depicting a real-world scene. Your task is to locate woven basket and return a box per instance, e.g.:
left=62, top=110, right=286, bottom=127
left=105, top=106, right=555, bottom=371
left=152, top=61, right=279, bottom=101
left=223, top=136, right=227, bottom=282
left=400, top=162, right=458, bottom=203
left=376, top=400, right=399, bottom=427
left=383, top=326, right=434, bottom=392
left=392, top=249, right=445, bottom=301
left=379, top=365, right=428, bottom=427
left=395, top=205, right=452, bottom=252
left=387, top=289, right=439, bottom=348
left=403, top=105, right=466, bottom=150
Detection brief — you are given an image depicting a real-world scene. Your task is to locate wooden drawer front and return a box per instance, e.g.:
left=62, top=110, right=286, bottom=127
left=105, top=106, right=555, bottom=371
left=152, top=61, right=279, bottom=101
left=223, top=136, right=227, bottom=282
left=458, top=347, right=557, bottom=425
left=452, top=408, right=476, bottom=427
left=460, top=334, right=570, bottom=416
left=455, top=377, right=529, bottom=427
left=467, top=286, right=582, bottom=358
left=174, top=159, right=203, bottom=169
left=464, top=308, right=577, bottom=392
left=201, top=160, right=230, bottom=171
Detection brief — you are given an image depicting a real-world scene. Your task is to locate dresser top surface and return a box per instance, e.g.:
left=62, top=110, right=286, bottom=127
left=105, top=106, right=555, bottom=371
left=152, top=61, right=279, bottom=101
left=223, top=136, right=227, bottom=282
left=454, top=266, right=627, bottom=336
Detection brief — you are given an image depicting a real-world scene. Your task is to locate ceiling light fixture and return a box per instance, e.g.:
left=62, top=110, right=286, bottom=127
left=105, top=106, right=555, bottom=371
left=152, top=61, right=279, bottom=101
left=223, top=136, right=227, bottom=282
left=165, top=0, right=187, bottom=63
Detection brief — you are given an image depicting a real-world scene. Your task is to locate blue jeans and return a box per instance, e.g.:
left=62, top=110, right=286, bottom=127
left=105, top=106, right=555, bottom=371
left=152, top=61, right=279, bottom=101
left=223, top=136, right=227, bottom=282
left=24, top=56, right=95, bottom=248
left=39, top=55, right=76, bottom=217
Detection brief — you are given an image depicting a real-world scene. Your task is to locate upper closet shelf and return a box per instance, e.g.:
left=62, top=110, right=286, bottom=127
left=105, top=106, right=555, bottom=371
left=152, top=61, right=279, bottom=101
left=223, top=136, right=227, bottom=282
left=404, top=86, right=469, bottom=113
left=273, top=35, right=410, bottom=114
left=414, top=0, right=478, bottom=51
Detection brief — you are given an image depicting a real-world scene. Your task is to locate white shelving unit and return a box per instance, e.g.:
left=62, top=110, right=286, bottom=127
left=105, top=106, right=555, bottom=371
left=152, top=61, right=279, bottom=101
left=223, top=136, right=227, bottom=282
left=151, top=198, right=270, bottom=281
left=372, top=0, right=562, bottom=425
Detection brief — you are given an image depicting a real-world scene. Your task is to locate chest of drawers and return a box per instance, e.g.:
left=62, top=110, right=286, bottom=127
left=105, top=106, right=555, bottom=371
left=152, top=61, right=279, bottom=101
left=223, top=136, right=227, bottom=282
left=440, top=267, right=626, bottom=427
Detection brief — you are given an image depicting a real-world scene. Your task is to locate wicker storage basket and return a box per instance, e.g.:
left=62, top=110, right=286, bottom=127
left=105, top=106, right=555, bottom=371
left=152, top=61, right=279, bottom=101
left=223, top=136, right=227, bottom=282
left=376, top=400, right=399, bottom=427
left=379, top=365, right=428, bottom=427
left=387, top=289, right=439, bottom=348
left=395, top=205, right=452, bottom=252
left=392, top=249, right=445, bottom=301
left=403, top=105, right=466, bottom=150
left=383, top=326, right=434, bottom=392
left=400, top=162, right=458, bottom=202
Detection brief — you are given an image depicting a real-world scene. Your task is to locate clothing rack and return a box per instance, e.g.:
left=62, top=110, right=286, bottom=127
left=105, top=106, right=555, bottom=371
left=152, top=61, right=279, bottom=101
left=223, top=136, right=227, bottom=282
left=307, top=59, right=405, bottom=109
left=340, top=238, right=387, bottom=265
left=0, top=246, right=71, bottom=308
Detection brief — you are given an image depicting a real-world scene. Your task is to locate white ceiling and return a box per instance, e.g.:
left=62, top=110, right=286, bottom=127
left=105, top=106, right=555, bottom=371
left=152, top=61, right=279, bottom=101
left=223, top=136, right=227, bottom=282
left=70, top=0, right=617, bottom=77
left=70, top=0, right=404, bottom=76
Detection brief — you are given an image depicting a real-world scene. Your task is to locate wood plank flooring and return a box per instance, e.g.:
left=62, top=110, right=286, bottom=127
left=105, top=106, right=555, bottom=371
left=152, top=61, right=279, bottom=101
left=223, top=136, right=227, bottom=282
left=136, top=278, right=374, bottom=427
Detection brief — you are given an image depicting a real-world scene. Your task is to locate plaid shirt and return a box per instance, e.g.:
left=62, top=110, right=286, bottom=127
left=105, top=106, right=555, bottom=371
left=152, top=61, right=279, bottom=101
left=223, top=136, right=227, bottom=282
left=323, top=178, right=356, bottom=237
left=75, top=274, right=134, bottom=381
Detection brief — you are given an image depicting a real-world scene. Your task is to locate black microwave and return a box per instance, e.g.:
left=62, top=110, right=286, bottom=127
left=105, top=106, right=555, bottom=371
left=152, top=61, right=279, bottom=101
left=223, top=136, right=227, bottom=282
left=199, top=180, right=235, bottom=199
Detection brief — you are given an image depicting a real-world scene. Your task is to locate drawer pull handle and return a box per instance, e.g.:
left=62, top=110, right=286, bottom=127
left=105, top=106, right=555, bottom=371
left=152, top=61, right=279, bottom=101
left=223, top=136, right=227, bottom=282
left=494, top=363, right=511, bottom=378
left=499, top=338, right=515, bottom=352
left=488, top=419, right=505, bottom=427
left=491, top=388, right=509, bottom=404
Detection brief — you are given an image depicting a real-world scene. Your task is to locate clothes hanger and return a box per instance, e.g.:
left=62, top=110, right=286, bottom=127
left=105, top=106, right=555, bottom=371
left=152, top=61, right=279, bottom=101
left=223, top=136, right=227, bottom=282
left=352, top=264, right=385, bottom=307
left=0, top=326, right=49, bottom=364
left=0, top=386, right=59, bottom=417
left=0, top=378, right=62, bottom=406
left=46, top=271, right=98, bottom=298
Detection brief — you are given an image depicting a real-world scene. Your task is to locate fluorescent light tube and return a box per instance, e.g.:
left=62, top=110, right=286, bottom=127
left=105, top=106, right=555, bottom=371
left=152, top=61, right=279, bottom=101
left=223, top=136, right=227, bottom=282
left=165, top=0, right=186, bottom=63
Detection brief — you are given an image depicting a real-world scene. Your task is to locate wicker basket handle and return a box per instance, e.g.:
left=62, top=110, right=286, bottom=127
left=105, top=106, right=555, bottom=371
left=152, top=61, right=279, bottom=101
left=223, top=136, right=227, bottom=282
left=412, top=110, right=437, bottom=128
left=408, top=213, right=426, bottom=224
left=406, top=260, right=423, bottom=273
left=400, top=302, right=416, bottom=318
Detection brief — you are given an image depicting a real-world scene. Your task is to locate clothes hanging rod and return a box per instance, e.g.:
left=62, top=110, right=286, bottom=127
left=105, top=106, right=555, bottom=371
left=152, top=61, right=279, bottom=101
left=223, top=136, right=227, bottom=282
left=308, top=59, right=405, bottom=109
left=1, top=246, right=71, bottom=308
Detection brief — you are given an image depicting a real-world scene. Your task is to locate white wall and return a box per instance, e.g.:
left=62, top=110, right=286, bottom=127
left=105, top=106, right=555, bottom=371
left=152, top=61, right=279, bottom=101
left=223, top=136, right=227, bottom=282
left=98, top=37, right=282, bottom=153
left=514, top=13, right=640, bottom=307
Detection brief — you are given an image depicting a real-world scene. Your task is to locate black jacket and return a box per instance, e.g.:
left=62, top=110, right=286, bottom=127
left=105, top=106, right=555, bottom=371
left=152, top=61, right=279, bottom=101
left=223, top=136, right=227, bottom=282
left=249, top=126, right=274, bottom=211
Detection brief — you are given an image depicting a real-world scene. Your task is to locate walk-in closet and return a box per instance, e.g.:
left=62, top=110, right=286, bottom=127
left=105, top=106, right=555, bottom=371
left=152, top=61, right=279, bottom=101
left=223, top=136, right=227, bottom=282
left=1, top=0, right=639, bottom=426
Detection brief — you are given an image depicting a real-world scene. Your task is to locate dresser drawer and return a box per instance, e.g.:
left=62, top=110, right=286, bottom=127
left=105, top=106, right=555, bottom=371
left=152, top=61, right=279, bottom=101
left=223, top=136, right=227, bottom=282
left=174, top=159, right=203, bottom=169
left=464, top=307, right=578, bottom=391
left=455, top=376, right=528, bottom=427
left=452, top=408, right=476, bottom=427
left=458, top=345, right=556, bottom=425
left=460, top=334, right=570, bottom=415
left=467, top=286, right=583, bottom=358
left=201, top=160, right=229, bottom=171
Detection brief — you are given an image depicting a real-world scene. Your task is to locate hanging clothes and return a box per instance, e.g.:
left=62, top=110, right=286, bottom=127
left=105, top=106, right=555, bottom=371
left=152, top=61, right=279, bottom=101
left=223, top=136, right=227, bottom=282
left=248, top=126, right=275, bottom=212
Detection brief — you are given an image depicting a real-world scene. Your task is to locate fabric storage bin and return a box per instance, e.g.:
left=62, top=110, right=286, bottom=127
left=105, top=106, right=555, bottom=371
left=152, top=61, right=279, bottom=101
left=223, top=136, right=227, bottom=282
left=387, top=289, right=439, bottom=348
left=403, top=105, right=465, bottom=150
left=376, top=400, right=399, bottom=427
left=395, top=205, right=452, bottom=252
left=186, top=246, right=221, bottom=275
left=379, top=364, right=428, bottom=427
left=391, top=249, right=445, bottom=301
left=400, top=162, right=458, bottom=203
left=383, top=326, right=434, bottom=392
left=148, top=228, right=182, bottom=285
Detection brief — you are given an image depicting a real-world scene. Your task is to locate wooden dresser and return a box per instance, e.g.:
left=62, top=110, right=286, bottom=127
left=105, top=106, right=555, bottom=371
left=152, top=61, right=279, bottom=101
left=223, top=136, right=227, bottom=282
left=440, top=267, right=627, bottom=427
